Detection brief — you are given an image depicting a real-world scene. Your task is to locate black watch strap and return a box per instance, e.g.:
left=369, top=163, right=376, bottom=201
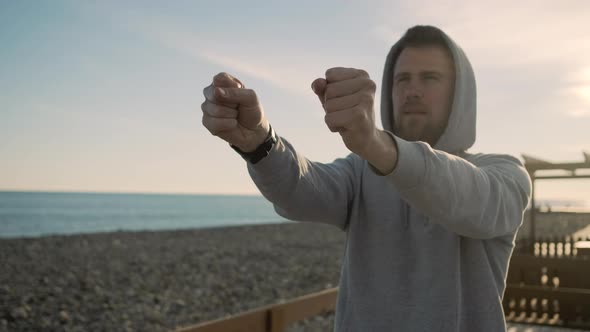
left=230, top=125, right=277, bottom=164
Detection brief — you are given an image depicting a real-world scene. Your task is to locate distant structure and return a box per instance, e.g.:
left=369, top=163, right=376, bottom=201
left=522, top=151, right=590, bottom=241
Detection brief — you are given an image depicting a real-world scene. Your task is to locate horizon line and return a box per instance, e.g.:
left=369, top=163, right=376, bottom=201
left=0, top=189, right=588, bottom=205
left=0, top=189, right=263, bottom=197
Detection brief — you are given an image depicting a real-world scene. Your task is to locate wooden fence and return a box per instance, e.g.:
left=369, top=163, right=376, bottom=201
left=176, top=253, right=590, bottom=331
left=504, top=254, right=590, bottom=329
left=175, top=287, right=337, bottom=332
left=514, top=235, right=590, bottom=257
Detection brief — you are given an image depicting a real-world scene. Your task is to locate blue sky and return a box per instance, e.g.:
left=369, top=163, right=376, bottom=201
left=1, top=1, right=589, bottom=205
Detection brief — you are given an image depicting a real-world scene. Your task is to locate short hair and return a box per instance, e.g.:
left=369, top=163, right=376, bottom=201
left=392, top=25, right=453, bottom=68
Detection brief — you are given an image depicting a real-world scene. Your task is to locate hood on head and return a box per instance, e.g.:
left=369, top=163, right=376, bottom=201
left=380, top=29, right=477, bottom=154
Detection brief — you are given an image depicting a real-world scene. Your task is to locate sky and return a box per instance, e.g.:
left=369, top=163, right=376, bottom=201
left=1, top=1, right=589, bottom=205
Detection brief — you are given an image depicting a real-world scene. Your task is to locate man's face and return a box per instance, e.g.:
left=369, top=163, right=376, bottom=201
left=392, top=46, right=455, bottom=146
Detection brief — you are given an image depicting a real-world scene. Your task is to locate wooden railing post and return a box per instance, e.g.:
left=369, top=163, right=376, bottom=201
left=270, top=307, right=286, bottom=332
left=175, top=288, right=338, bottom=332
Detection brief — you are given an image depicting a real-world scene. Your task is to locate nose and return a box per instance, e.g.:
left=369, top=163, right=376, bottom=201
left=404, top=82, right=423, bottom=101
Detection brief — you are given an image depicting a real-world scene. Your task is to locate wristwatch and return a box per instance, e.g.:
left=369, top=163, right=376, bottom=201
left=230, top=125, right=277, bottom=164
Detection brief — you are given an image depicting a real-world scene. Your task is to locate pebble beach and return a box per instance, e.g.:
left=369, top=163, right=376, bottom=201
left=1, top=222, right=345, bottom=332
left=1, top=212, right=589, bottom=332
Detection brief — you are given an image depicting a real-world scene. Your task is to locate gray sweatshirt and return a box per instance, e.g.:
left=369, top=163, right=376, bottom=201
left=246, top=32, right=532, bottom=331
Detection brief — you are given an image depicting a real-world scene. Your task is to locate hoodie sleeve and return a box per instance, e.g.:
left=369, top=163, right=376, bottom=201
left=374, top=133, right=532, bottom=239
left=246, top=135, right=358, bottom=231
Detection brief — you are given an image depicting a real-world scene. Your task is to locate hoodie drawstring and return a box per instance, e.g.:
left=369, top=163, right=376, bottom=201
left=401, top=200, right=410, bottom=230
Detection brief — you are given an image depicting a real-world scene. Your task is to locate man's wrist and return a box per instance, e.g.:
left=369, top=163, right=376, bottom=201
left=231, top=123, right=276, bottom=164
left=234, top=121, right=271, bottom=153
left=363, top=129, right=398, bottom=175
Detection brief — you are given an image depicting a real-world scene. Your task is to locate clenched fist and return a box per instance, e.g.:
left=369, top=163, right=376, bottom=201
left=311, top=68, right=380, bottom=158
left=311, top=67, right=397, bottom=173
left=201, top=73, right=270, bottom=152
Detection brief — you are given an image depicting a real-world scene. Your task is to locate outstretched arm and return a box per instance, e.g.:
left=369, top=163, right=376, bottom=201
left=376, top=135, right=532, bottom=239
left=201, top=72, right=358, bottom=230
left=308, top=67, right=531, bottom=239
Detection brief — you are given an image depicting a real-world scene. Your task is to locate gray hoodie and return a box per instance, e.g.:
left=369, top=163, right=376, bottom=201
left=246, top=31, right=532, bottom=332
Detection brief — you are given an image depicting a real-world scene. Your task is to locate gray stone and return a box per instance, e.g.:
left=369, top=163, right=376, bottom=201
left=10, top=307, right=28, bottom=320
left=59, top=310, right=70, bottom=323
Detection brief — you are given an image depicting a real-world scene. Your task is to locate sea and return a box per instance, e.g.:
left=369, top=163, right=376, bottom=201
left=0, top=191, right=289, bottom=239
left=1, top=191, right=588, bottom=239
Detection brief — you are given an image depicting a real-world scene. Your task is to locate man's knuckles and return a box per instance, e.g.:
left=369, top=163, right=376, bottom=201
left=213, top=72, right=230, bottom=82
left=324, top=89, right=375, bottom=111
left=213, top=72, right=243, bottom=88
left=357, top=69, right=369, bottom=78
left=324, top=78, right=376, bottom=100
left=325, top=67, right=370, bottom=82
left=311, top=78, right=327, bottom=98
left=365, top=78, right=376, bottom=92
left=214, top=87, right=258, bottom=106
left=324, top=94, right=358, bottom=113
left=325, top=67, right=357, bottom=82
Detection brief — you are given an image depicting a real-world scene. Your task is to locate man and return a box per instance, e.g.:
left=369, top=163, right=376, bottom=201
left=201, top=25, right=531, bottom=331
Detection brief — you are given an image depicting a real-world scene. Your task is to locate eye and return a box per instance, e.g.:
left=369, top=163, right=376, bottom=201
left=423, top=74, right=440, bottom=81
left=395, top=76, right=409, bottom=84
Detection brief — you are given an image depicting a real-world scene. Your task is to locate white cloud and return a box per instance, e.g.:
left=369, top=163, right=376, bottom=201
left=572, top=85, right=590, bottom=104
left=372, top=1, right=590, bottom=65
left=195, top=51, right=313, bottom=97
left=567, top=108, right=590, bottom=118
left=559, top=144, right=590, bottom=158
left=562, top=67, right=590, bottom=117
left=82, top=4, right=321, bottom=101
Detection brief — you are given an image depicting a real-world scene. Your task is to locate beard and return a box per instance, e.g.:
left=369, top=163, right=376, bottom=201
left=395, top=118, right=428, bottom=141
left=393, top=106, right=447, bottom=147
